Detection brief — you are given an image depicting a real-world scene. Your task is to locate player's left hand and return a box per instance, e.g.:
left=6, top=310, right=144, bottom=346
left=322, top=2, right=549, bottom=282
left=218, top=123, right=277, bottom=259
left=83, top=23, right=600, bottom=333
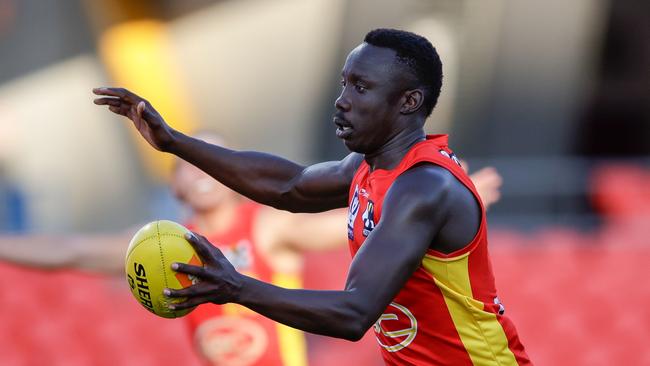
left=163, top=232, right=243, bottom=310
left=92, top=87, right=177, bottom=152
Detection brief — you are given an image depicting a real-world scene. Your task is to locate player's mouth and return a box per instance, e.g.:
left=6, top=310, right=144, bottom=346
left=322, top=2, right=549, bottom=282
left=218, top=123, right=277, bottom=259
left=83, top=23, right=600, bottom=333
left=333, top=116, right=353, bottom=139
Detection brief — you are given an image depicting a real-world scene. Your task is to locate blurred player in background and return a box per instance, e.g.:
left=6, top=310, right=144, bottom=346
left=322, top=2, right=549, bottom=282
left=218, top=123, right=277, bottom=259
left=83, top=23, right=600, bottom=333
left=0, top=131, right=501, bottom=366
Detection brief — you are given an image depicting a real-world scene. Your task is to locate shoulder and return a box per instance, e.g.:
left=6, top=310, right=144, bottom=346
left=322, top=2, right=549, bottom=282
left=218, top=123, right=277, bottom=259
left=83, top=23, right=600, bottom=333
left=390, top=164, right=456, bottom=200
left=298, top=152, right=362, bottom=184
left=338, top=152, right=364, bottom=177
left=382, top=164, right=463, bottom=221
left=382, top=164, right=482, bottom=253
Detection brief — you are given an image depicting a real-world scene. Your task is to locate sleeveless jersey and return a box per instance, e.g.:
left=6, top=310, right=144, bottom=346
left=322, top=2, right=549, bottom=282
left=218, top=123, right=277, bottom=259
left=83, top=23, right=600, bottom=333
left=347, top=135, right=531, bottom=365
left=185, top=202, right=307, bottom=366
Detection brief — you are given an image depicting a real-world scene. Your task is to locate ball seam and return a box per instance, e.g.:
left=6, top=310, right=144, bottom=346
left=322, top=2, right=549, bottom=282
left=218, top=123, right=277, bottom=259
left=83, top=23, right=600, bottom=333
left=156, top=222, right=170, bottom=314
left=126, top=233, right=186, bottom=258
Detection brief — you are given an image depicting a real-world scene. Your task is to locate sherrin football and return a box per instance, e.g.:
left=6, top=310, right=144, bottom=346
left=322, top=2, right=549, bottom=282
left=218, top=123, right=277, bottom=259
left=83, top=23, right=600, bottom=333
left=125, top=220, right=202, bottom=318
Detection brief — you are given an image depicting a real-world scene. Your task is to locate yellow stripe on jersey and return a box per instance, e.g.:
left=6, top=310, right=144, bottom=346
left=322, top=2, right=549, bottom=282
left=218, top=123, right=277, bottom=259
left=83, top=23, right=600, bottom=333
left=223, top=271, right=261, bottom=316
left=422, top=253, right=518, bottom=366
left=271, top=273, right=308, bottom=366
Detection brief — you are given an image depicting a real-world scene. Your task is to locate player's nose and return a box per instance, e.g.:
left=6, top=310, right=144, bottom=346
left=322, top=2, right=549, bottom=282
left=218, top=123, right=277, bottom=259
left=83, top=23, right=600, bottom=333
left=334, top=91, right=351, bottom=112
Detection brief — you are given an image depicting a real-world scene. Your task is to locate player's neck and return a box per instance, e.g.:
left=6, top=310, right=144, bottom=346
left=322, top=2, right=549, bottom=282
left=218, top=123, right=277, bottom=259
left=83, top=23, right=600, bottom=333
left=365, top=128, right=425, bottom=171
left=193, top=200, right=239, bottom=236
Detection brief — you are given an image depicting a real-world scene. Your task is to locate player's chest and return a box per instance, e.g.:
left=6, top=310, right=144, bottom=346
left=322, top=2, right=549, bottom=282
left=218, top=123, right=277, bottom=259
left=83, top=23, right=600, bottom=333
left=347, top=177, right=389, bottom=244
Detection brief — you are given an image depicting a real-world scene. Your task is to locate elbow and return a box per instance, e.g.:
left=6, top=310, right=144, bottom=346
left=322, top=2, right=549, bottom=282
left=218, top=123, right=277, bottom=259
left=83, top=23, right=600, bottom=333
left=337, top=301, right=378, bottom=342
left=273, top=184, right=311, bottom=213
left=268, top=191, right=302, bottom=213
left=340, top=315, right=377, bottom=342
left=341, top=324, right=368, bottom=342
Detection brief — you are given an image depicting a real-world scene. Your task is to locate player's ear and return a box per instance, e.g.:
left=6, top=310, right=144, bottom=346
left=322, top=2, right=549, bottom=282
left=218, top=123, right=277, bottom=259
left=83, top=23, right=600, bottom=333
left=400, top=89, right=424, bottom=115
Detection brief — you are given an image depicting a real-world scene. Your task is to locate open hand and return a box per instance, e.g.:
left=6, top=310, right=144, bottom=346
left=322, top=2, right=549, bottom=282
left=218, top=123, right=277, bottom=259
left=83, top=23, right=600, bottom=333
left=164, top=232, right=244, bottom=310
left=93, top=87, right=177, bottom=152
left=469, top=166, right=503, bottom=210
left=462, top=160, right=503, bottom=210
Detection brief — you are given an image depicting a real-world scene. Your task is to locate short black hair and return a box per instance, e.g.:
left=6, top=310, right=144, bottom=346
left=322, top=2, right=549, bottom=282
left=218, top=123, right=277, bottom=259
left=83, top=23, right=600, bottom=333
left=364, top=28, right=443, bottom=117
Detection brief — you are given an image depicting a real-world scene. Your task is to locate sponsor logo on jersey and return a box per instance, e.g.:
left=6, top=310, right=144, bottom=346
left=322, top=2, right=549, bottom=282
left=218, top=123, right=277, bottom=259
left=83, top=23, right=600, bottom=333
left=374, top=302, right=418, bottom=353
left=347, top=185, right=360, bottom=240
left=362, top=200, right=375, bottom=237
left=360, top=188, right=370, bottom=198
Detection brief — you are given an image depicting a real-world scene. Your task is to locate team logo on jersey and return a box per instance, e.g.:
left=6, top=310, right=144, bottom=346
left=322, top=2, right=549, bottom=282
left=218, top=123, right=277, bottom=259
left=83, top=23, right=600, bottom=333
left=439, top=149, right=462, bottom=167
left=195, top=316, right=268, bottom=366
left=373, top=302, right=418, bottom=353
left=494, top=296, right=506, bottom=315
left=361, top=200, right=375, bottom=237
left=347, top=185, right=360, bottom=240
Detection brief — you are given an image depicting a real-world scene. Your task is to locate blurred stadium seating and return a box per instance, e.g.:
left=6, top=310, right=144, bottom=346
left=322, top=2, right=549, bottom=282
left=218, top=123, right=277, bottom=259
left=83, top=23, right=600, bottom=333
left=0, top=264, right=202, bottom=366
left=2, top=215, right=648, bottom=366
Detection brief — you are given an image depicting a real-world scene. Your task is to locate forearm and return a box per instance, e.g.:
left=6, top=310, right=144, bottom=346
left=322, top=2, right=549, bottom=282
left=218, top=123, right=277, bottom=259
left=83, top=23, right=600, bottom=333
left=169, top=132, right=308, bottom=210
left=0, top=236, right=75, bottom=270
left=0, top=235, right=124, bottom=274
left=236, top=275, right=372, bottom=341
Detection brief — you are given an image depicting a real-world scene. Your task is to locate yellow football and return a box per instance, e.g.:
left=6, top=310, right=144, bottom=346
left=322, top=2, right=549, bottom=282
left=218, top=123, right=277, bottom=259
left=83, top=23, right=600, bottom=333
left=125, top=220, right=202, bottom=318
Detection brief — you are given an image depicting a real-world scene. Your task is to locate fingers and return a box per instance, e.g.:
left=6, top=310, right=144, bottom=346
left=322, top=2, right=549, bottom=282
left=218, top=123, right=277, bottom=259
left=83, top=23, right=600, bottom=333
left=94, top=96, right=131, bottom=117
left=167, top=297, right=207, bottom=311
left=164, top=284, right=212, bottom=298
left=471, top=166, right=503, bottom=209
left=92, top=87, right=140, bottom=103
left=184, top=232, right=220, bottom=265
left=109, top=105, right=126, bottom=115
left=473, top=167, right=503, bottom=187
left=93, top=97, right=123, bottom=106
left=172, top=262, right=209, bottom=278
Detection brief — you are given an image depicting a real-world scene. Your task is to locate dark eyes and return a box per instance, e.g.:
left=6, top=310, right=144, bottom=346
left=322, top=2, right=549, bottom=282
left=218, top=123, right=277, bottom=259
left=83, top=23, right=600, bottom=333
left=340, top=80, right=367, bottom=93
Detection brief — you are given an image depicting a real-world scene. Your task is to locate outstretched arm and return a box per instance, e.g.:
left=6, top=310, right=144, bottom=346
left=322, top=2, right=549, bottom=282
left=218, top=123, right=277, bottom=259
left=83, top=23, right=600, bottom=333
left=93, top=87, right=362, bottom=212
left=166, top=165, right=463, bottom=340
left=0, top=234, right=127, bottom=274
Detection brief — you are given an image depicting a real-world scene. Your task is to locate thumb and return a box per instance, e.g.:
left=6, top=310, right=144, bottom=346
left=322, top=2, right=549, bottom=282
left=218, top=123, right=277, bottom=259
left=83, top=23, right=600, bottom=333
left=137, top=101, right=145, bottom=118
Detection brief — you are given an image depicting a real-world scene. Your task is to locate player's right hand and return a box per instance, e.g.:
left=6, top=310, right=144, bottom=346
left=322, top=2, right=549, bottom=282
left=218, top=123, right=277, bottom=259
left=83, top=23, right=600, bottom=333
left=93, top=87, right=177, bottom=152
left=163, top=232, right=244, bottom=309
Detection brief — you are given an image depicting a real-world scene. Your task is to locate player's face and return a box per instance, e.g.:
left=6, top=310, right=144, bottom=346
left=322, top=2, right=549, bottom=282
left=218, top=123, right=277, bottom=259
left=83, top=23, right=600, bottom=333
left=171, top=160, right=236, bottom=212
left=334, top=43, right=408, bottom=154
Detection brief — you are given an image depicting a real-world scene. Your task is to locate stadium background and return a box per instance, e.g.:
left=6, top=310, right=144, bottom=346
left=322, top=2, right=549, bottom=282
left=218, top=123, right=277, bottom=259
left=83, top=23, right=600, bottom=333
left=0, top=0, right=648, bottom=365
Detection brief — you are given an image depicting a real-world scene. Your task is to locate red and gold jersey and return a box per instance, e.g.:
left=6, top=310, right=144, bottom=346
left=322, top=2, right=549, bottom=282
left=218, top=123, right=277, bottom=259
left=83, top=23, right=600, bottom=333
left=185, top=202, right=306, bottom=366
left=347, top=135, right=531, bottom=365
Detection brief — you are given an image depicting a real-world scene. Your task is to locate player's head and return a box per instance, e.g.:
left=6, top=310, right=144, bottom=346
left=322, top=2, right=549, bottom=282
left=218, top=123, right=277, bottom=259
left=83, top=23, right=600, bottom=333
left=170, top=132, right=239, bottom=213
left=334, top=28, right=443, bottom=153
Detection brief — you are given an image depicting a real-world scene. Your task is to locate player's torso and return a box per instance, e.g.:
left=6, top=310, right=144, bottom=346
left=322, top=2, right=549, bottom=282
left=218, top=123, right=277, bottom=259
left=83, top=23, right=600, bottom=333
left=185, top=202, right=306, bottom=366
left=347, top=135, right=531, bottom=366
